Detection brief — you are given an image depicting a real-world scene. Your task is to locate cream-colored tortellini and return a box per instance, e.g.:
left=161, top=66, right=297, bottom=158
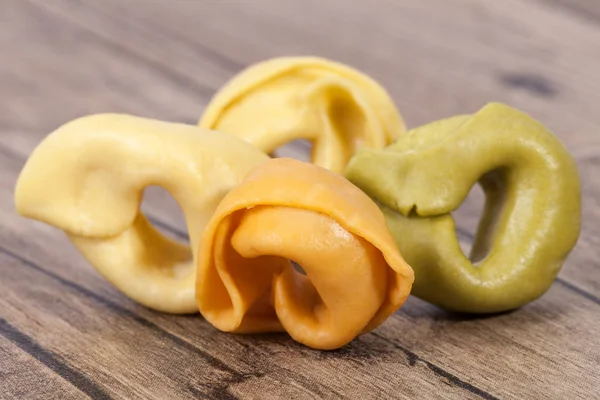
left=15, top=114, right=269, bottom=313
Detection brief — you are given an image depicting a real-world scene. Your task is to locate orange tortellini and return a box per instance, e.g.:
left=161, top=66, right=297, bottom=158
left=196, top=158, right=414, bottom=350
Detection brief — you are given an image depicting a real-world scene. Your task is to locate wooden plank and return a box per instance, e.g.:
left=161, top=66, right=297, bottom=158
left=384, top=291, right=600, bottom=399
left=534, top=0, right=600, bottom=24
left=0, top=252, right=279, bottom=400
left=1, top=0, right=599, bottom=397
left=0, top=0, right=210, bottom=132
left=71, top=0, right=600, bottom=149
left=0, top=334, right=87, bottom=400
left=0, top=0, right=309, bottom=164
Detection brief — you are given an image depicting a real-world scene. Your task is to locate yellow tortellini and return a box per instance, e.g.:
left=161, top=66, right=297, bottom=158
left=200, top=56, right=405, bottom=173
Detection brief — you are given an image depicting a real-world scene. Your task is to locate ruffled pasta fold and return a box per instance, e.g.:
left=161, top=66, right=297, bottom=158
left=196, top=158, right=414, bottom=350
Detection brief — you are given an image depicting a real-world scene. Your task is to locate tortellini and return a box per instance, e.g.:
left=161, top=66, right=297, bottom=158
left=345, top=103, right=581, bottom=313
left=196, top=158, right=414, bottom=349
left=15, top=114, right=269, bottom=313
left=200, top=56, right=405, bottom=173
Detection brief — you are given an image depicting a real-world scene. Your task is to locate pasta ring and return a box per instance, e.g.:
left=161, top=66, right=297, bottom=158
left=199, top=56, right=405, bottom=173
left=196, top=158, right=414, bottom=350
left=345, top=102, right=581, bottom=313
left=14, top=114, right=269, bottom=314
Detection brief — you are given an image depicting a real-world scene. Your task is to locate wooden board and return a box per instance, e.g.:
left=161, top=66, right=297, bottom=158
left=1, top=0, right=599, bottom=398
left=0, top=334, right=87, bottom=400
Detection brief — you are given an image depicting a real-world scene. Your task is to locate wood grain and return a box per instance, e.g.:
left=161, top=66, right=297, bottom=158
left=0, top=334, right=86, bottom=400
left=535, top=0, right=600, bottom=23
left=1, top=0, right=599, bottom=399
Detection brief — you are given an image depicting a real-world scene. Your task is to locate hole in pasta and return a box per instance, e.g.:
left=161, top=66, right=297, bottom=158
left=141, top=186, right=189, bottom=244
left=271, top=139, right=312, bottom=162
left=135, top=186, right=194, bottom=280
left=451, top=182, right=485, bottom=260
left=292, top=261, right=307, bottom=275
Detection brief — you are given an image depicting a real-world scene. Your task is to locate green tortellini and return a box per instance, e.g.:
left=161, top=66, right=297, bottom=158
left=345, top=102, right=581, bottom=313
